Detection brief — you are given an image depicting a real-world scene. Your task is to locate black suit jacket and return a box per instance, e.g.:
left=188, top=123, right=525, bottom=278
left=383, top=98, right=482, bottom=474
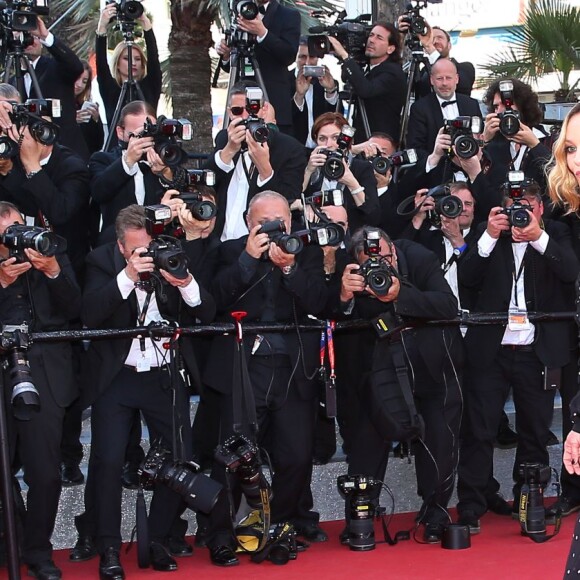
left=415, top=58, right=476, bottom=99
left=203, top=239, right=327, bottom=398
left=289, top=71, right=340, bottom=146
left=341, top=58, right=406, bottom=143
left=204, top=129, right=306, bottom=238
left=80, top=241, right=216, bottom=407
left=0, top=252, right=81, bottom=408
left=0, top=144, right=90, bottom=279
left=459, top=219, right=580, bottom=369
left=89, top=147, right=166, bottom=239
left=406, top=92, right=482, bottom=156
left=26, top=38, right=87, bottom=160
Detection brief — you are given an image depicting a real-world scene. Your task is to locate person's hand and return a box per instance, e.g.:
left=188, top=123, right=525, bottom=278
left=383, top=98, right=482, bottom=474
left=76, top=108, right=91, bottom=124
left=486, top=207, right=510, bottom=239
left=338, top=160, right=359, bottom=191
left=84, top=101, right=100, bottom=122
left=440, top=216, right=464, bottom=247
left=328, top=36, right=348, bottom=60
left=351, top=140, right=380, bottom=159
left=30, top=17, right=49, bottom=41
left=146, top=148, right=171, bottom=179
left=125, top=133, right=154, bottom=168
left=160, top=190, right=183, bottom=220
left=246, top=130, right=272, bottom=180
left=245, top=224, right=271, bottom=259
left=0, top=257, right=31, bottom=288
left=369, top=274, right=400, bottom=303
left=177, top=203, right=215, bottom=240
left=319, top=66, right=336, bottom=91
left=295, top=70, right=311, bottom=98
left=98, top=3, right=116, bottom=34
left=411, top=188, right=433, bottom=230
left=216, top=39, right=231, bottom=62
left=160, top=269, right=193, bottom=288
left=564, top=431, right=580, bottom=475
left=236, top=13, right=267, bottom=37
left=306, top=147, right=327, bottom=174
left=221, top=117, right=246, bottom=162
left=510, top=208, right=543, bottom=243
left=396, top=15, right=410, bottom=34
left=0, top=158, right=14, bottom=176
left=483, top=112, right=500, bottom=143
left=510, top=121, right=540, bottom=148
left=269, top=242, right=295, bottom=270
left=138, top=12, right=152, bottom=32
left=0, top=101, right=13, bottom=132
left=124, top=246, right=155, bottom=282
left=259, top=101, right=276, bottom=125
left=25, top=249, right=60, bottom=277
left=340, top=264, right=365, bottom=302
left=430, top=127, right=452, bottom=162
left=12, top=126, right=44, bottom=174
left=453, top=152, right=482, bottom=182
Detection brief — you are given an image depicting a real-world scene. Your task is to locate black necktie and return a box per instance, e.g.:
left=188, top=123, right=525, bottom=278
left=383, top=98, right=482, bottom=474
left=441, top=100, right=457, bottom=108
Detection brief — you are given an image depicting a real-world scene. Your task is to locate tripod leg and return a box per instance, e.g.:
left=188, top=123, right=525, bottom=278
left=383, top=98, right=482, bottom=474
left=222, top=56, right=240, bottom=131
left=103, top=81, right=131, bottom=152
left=399, top=59, right=418, bottom=148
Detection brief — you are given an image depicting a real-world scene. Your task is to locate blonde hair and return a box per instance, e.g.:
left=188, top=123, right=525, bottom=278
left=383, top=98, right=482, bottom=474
left=547, top=102, right=580, bottom=214
left=111, top=42, right=147, bottom=86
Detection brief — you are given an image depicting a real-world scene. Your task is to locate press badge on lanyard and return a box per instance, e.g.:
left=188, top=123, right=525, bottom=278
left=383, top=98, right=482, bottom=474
left=508, top=309, right=531, bottom=331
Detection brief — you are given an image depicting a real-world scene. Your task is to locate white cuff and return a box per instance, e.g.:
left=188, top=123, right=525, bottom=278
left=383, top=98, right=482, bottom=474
left=215, top=150, right=235, bottom=173
left=178, top=276, right=202, bottom=307
left=529, top=230, right=549, bottom=255
left=40, top=32, right=55, bottom=47
left=478, top=230, right=499, bottom=257
left=257, top=170, right=274, bottom=187
left=121, top=151, right=139, bottom=176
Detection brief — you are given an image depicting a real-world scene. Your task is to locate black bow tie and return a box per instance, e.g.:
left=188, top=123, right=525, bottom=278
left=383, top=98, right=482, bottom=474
left=441, top=100, right=457, bottom=108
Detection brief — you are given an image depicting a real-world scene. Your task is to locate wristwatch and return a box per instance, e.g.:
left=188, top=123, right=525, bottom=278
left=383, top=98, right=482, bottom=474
left=452, top=243, right=468, bottom=257
left=282, top=263, right=296, bottom=276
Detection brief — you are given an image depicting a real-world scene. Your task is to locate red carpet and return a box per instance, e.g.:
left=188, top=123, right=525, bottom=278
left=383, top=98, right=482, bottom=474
left=2, top=511, right=575, bottom=579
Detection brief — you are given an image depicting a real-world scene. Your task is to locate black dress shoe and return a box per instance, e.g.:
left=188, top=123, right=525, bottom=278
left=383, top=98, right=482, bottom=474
left=339, top=527, right=349, bottom=545
left=457, top=511, right=481, bottom=535
left=120, top=461, right=140, bottom=490
left=60, top=462, right=84, bottom=487
left=423, top=523, right=444, bottom=544
left=69, top=535, right=97, bottom=562
left=209, top=545, right=239, bottom=567
left=295, top=523, right=328, bottom=543
left=27, top=560, right=62, bottom=580
left=546, top=495, right=580, bottom=518
left=166, top=536, right=193, bottom=557
left=150, top=542, right=178, bottom=572
left=486, top=493, right=512, bottom=516
left=99, top=547, right=125, bottom=580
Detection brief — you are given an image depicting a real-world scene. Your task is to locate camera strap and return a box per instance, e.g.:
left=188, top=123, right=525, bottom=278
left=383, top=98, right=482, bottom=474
left=518, top=483, right=562, bottom=543
left=318, top=320, right=337, bottom=418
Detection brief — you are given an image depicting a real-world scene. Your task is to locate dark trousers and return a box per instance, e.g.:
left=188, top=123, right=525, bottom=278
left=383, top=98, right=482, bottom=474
left=347, top=340, right=462, bottom=525
left=204, top=354, right=318, bottom=548
left=457, top=348, right=555, bottom=517
left=5, top=368, right=65, bottom=565
left=89, top=366, right=191, bottom=553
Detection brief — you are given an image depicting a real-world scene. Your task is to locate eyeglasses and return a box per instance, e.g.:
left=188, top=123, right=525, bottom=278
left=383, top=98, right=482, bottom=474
left=230, top=106, right=246, bottom=116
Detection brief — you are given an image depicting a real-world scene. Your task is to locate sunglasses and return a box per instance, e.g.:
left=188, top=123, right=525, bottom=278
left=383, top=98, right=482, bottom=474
left=230, top=106, right=246, bottom=116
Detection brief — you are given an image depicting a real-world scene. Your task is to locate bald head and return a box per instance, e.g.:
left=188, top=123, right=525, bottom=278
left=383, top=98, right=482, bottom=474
left=430, top=58, right=459, bottom=100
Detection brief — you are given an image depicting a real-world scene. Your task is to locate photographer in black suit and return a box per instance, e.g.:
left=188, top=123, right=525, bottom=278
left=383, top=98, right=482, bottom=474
left=201, top=191, right=328, bottom=566
left=78, top=205, right=215, bottom=579
left=329, top=21, right=405, bottom=143
left=216, top=0, right=300, bottom=135
left=0, top=201, right=81, bottom=580
left=204, top=81, right=306, bottom=241
left=456, top=184, right=580, bottom=533
left=332, top=226, right=462, bottom=543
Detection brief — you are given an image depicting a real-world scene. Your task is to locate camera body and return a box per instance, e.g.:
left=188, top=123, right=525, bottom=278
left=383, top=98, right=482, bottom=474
left=401, top=0, right=429, bottom=36
left=308, top=14, right=371, bottom=65
left=137, top=115, right=192, bottom=167
left=424, top=184, right=463, bottom=228
left=357, top=230, right=394, bottom=296
left=10, top=99, right=61, bottom=146
left=517, top=462, right=551, bottom=535
left=172, top=192, right=217, bottom=221
left=337, top=474, right=382, bottom=551
left=1, top=224, right=66, bottom=263
left=139, top=443, right=222, bottom=514
left=258, top=220, right=304, bottom=255
left=500, top=171, right=534, bottom=228
left=241, top=87, right=269, bottom=144
left=233, top=0, right=259, bottom=20
left=105, top=0, right=144, bottom=21
left=319, top=124, right=355, bottom=180
left=443, top=116, right=481, bottom=159
left=497, top=80, right=521, bottom=137
left=0, top=0, right=49, bottom=33
left=140, top=237, right=189, bottom=280
left=0, top=324, right=40, bottom=421
left=366, top=148, right=417, bottom=175
left=185, top=169, right=215, bottom=188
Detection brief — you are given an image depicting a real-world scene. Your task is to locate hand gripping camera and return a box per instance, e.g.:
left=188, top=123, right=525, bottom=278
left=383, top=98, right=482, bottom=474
left=443, top=116, right=482, bottom=159
left=258, top=220, right=304, bottom=256
left=319, top=125, right=355, bottom=181
left=171, top=192, right=217, bottom=221
left=337, top=474, right=383, bottom=551
left=497, top=80, right=521, bottom=137
left=137, top=115, right=192, bottom=167
left=10, top=99, right=61, bottom=146
left=424, top=184, right=464, bottom=228
left=500, top=171, right=535, bottom=229
left=357, top=230, right=395, bottom=296
left=1, top=224, right=66, bottom=263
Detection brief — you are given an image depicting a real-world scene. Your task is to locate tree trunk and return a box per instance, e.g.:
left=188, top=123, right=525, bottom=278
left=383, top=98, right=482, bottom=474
left=169, top=3, right=216, bottom=155
left=376, top=0, right=408, bottom=22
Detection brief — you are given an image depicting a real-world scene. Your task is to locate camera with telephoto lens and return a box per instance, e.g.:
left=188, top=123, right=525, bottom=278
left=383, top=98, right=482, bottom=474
left=497, top=80, right=521, bottom=137
left=500, top=171, right=534, bottom=229
left=105, top=0, right=144, bottom=21
left=10, top=99, right=61, bottom=146
left=258, top=220, right=304, bottom=255
left=424, top=184, right=463, bottom=228
left=357, top=230, right=395, bottom=297
left=517, top=462, right=551, bottom=535
left=337, top=474, right=383, bottom=551
left=0, top=0, right=49, bottom=33
left=0, top=324, right=40, bottom=421
left=232, top=0, right=258, bottom=19
left=136, top=115, right=192, bottom=168
left=308, top=12, right=372, bottom=65
left=139, top=442, right=222, bottom=514
left=400, top=0, right=430, bottom=36
left=1, top=224, right=66, bottom=263
left=215, top=434, right=271, bottom=510
left=366, top=148, right=417, bottom=175
left=171, top=192, right=217, bottom=221
left=240, top=87, right=269, bottom=144
left=319, top=124, right=355, bottom=180
left=443, top=116, right=482, bottom=159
